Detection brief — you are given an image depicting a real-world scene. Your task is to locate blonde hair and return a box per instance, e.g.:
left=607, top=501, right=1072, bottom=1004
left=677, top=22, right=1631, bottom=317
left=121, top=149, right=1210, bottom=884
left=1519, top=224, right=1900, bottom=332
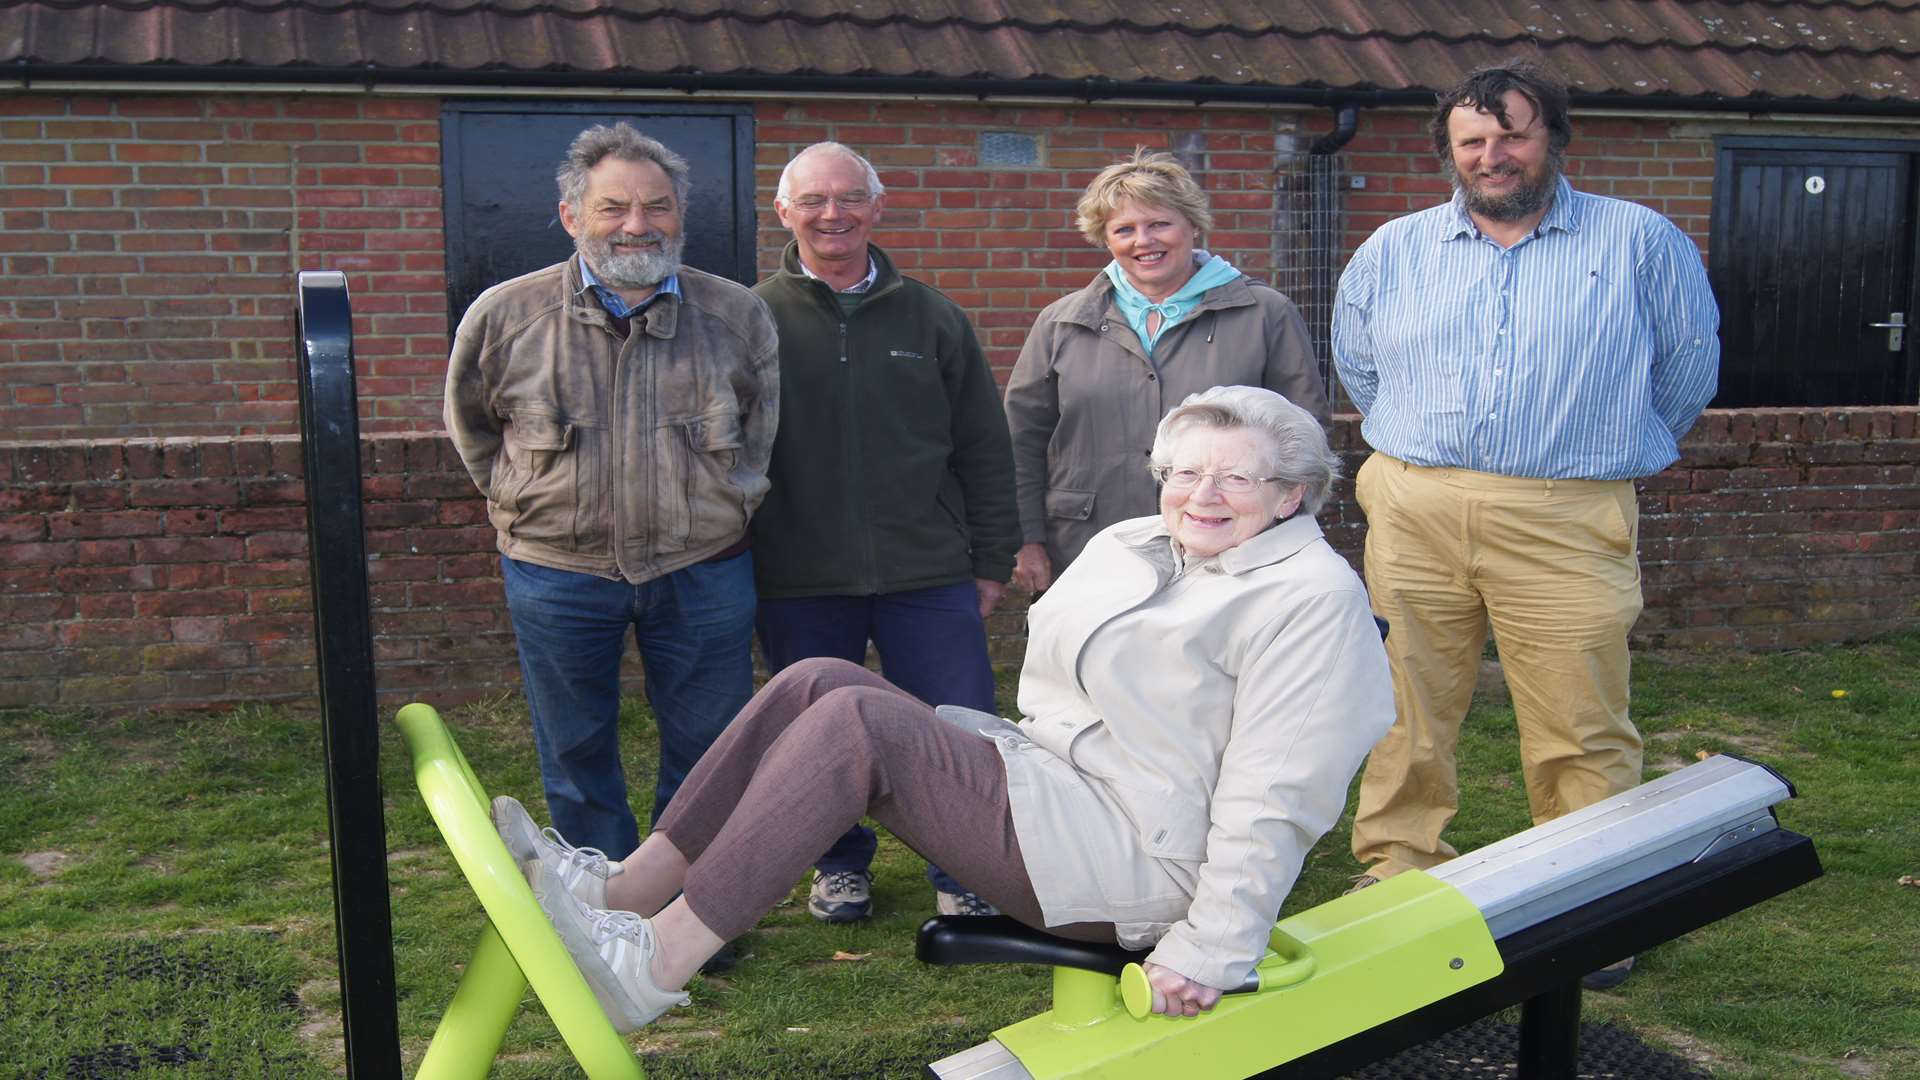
left=1075, top=148, right=1214, bottom=247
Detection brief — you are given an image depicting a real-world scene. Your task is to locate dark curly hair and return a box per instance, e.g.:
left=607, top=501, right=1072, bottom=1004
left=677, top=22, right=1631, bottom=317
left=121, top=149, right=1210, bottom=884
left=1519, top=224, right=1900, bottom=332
left=1428, top=60, right=1573, bottom=163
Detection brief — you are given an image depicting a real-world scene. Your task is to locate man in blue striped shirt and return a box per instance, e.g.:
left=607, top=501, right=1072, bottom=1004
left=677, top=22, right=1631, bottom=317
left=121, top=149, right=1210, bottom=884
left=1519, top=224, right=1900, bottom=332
left=1334, top=61, right=1718, bottom=990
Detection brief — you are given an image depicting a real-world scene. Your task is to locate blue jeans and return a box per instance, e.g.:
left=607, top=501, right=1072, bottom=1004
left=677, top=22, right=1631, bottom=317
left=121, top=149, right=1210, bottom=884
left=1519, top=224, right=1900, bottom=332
left=756, top=581, right=996, bottom=894
left=502, top=552, right=756, bottom=860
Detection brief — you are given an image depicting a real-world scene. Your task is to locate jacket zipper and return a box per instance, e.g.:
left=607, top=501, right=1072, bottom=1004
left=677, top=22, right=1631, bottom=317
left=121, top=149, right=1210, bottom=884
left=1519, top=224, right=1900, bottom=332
left=840, top=312, right=880, bottom=591
left=605, top=316, right=628, bottom=578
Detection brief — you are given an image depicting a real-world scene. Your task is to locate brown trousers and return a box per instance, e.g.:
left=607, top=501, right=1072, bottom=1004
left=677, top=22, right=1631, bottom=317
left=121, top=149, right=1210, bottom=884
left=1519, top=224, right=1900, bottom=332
left=659, top=657, right=1116, bottom=944
left=1351, top=455, right=1646, bottom=877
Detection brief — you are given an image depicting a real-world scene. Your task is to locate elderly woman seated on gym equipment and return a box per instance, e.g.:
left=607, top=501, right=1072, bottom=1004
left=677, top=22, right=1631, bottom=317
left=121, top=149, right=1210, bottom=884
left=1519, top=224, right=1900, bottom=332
left=495, top=384, right=1395, bottom=1030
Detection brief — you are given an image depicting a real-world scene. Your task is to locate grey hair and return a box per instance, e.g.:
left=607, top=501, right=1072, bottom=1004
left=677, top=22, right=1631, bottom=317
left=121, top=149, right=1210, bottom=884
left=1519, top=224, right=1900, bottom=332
left=1149, top=385, right=1340, bottom=516
left=775, top=142, right=886, bottom=202
left=556, top=123, right=692, bottom=210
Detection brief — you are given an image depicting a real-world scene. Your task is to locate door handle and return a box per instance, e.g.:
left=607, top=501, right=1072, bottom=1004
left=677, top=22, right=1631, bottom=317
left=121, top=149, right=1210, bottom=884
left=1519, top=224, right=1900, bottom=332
left=1869, top=312, right=1905, bottom=351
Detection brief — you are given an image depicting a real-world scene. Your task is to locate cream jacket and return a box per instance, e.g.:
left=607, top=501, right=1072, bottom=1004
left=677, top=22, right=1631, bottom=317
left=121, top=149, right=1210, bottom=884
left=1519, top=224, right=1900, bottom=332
left=994, top=513, right=1393, bottom=990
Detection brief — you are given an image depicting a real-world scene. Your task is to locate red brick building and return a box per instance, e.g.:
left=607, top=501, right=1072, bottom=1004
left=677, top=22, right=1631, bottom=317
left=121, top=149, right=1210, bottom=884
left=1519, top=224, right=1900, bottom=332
left=3, top=2, right=1918, bottom=710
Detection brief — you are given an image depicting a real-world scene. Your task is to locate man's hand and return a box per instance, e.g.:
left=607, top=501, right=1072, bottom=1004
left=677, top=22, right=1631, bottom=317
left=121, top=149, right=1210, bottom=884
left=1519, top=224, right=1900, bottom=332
left=1012, top=543, right=1053, bottom=594
left=1140, top=961, right=1224, bottom=1018
left=974, top=577, right=1008, bottom=620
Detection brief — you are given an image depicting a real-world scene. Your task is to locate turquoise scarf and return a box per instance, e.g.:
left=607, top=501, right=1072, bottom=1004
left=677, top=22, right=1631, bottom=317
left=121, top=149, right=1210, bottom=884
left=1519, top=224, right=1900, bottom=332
left=1104, top=252, right=1241, bottom=356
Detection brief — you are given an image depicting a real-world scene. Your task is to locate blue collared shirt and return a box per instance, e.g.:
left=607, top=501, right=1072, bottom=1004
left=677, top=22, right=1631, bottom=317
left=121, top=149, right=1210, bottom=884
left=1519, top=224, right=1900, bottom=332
left=577, top=256, right=680, bottom=319
left=1332, top=177, right=1719, bottom=480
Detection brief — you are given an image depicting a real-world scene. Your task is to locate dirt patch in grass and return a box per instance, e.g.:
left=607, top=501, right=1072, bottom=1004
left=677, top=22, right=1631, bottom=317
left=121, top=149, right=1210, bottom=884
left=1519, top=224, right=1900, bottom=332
left=4, top=731, right=61, bottom=770
left=1791, top=1050, right=1881, bottom=1078
left=293, top=977, right=344, bottom=1065
left=1639, top=1025, right=1735, bottom=1074
left=19, top=851, right=70, bottom=879
left=1646, top=729, right=1786, bottom=756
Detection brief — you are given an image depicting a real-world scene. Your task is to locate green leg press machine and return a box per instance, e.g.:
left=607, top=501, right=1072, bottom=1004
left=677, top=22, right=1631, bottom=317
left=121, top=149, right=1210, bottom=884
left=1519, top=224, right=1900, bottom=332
left=918, top=754, right=1821, bottom=1080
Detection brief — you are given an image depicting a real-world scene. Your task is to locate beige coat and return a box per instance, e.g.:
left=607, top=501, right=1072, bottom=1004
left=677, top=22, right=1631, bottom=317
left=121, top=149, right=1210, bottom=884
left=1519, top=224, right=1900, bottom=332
left=994, top=514, right=1393, bottom=990
left=1004, top=270, right=1331, bottom=571
left=444, top=258, right=780, bottom=584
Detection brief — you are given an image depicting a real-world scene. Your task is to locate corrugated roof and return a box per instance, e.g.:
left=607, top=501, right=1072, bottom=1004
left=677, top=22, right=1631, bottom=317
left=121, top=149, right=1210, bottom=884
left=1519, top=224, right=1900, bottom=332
left=6, top=0, right=1919, bottom=105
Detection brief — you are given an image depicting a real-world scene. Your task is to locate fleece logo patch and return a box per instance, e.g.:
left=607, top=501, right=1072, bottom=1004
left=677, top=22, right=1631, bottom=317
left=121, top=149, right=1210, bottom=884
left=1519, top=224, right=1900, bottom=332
left=888, top=349, right=925, bottom=361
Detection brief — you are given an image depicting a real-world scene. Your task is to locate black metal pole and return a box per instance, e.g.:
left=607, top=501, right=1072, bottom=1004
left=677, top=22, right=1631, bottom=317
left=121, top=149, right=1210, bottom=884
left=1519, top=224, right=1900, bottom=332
left=295, top=270, right=402, bottom=1077
left=1516, top=982, right=1583, bottom=1079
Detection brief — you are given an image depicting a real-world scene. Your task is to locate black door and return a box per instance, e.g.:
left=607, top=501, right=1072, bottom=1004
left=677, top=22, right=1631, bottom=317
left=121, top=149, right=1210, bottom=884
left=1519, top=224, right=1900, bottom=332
left=1710, top=140, right=1918, bottom=407
left=442, top=102, right=756, bottom=329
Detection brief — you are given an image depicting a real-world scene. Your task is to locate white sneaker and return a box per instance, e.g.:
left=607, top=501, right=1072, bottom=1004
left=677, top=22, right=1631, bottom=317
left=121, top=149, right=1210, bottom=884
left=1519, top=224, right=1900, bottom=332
left=492, top=795, right=622, bottom=909
left=526, top=858, right=690, bottom=1033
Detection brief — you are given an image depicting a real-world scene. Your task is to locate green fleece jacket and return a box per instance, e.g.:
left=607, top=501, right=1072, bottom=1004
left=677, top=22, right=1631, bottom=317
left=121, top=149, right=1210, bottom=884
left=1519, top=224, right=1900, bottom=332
left=750, top=243, right=1020, bottom=598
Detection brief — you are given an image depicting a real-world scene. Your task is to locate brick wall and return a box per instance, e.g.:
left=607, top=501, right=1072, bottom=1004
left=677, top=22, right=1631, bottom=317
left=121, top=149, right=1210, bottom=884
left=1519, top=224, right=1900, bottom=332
left=3, top=92, right=1721, bottom=442
left=755, top=100, right=1307, bottom=372
left=5, top=409, right=1915, bottom=713
left=3, top=88, right=1913, bottom=714
left=0, top=433, right=504, bottom=711
left=0, top=94, right=448, bottom=441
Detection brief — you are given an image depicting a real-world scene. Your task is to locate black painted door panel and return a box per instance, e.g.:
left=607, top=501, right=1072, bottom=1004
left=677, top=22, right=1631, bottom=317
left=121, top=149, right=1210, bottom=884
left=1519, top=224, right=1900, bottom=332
left=442, top=102, right=756, bottom=329
left=1711, top=145, right=1916, bottom=406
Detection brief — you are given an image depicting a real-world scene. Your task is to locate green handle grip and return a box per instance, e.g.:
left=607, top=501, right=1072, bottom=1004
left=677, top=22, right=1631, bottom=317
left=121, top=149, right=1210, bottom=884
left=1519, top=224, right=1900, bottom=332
left=1119, top=929, right=1317, bottom=1019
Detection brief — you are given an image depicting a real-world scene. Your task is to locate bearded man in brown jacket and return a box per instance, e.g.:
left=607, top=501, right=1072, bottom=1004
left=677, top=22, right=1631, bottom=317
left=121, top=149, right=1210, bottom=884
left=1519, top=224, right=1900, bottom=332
left=444, top=122, right=779, bottom=868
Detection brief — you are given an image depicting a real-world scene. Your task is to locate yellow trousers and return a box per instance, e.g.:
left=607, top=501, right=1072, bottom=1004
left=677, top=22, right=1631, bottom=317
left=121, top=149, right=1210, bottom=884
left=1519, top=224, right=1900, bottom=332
left=1350, top=454, right=1645, bottom=877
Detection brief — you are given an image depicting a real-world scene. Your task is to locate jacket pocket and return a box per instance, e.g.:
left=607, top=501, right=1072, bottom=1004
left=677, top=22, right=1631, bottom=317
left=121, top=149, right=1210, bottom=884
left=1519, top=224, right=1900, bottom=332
left=1124, top=783, right=1211, bottom=862
left=1044, top=486, right=1096, bottom=522
left=496, top=411, right=578, bottom=546
left=666, top=410, right=748, bottom=551
left=932, top=472, right=969, bottom=540
left=1061, top=721, right=1212, bottom=864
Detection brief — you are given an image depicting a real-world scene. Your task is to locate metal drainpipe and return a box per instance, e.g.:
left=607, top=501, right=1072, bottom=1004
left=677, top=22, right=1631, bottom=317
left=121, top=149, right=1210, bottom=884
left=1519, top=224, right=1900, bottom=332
left=1305, top=105, right=1359, bottom=398
left=1309, top=104, right=1360, bottom=155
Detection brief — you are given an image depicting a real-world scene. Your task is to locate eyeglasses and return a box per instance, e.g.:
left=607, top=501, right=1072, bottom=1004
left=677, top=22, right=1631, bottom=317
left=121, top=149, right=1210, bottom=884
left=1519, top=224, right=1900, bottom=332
left=785, top=192, right=874, bottom=212
left=1150, top=466, right=1285, bottom=494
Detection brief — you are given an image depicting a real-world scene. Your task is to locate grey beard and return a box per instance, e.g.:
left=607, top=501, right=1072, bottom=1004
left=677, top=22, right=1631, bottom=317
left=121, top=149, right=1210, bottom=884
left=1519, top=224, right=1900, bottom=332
left=1445, top=156, right=1562, bottom=223
left=582, top=231, right=684, bottom=289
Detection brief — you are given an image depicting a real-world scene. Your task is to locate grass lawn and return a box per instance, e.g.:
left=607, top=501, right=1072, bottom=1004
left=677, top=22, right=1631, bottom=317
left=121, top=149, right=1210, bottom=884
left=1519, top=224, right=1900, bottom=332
left=2, top=633, right=1916, bottom=1079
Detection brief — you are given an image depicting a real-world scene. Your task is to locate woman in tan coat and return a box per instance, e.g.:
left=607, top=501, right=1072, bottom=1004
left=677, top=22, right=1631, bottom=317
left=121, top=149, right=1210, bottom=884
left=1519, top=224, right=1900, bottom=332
left=1006, top=150, right=1331, bottom=592
left=495, top=386, right=1391, bottom=1031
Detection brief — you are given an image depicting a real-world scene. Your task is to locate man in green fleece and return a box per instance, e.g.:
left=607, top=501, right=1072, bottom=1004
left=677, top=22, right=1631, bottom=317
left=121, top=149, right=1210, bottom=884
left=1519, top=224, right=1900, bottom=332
left=752, top=142, right=1021, bottom=922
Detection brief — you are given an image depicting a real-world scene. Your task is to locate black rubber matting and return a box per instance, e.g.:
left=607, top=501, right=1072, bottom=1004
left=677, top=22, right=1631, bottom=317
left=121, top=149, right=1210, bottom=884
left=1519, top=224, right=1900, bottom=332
left=1, top=937, right=309, bottom=1080
left=1341, top=1019, right=1712, bottom=1079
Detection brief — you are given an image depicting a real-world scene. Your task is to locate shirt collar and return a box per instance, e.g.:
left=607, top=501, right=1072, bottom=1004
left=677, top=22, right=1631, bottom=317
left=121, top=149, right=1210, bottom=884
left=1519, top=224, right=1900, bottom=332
left=799, top=252, right=880, bottom=293
left=1438, top=174, right=1580, bottom=243
left=577, top=255, right=681, bottom=318
left=1116, top=512, right=1326, bottom=576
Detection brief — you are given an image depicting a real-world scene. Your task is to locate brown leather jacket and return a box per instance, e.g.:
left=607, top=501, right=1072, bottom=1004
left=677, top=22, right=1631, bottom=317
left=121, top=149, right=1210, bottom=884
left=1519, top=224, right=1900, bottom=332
left=444, top=257, right=780, bottom=583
